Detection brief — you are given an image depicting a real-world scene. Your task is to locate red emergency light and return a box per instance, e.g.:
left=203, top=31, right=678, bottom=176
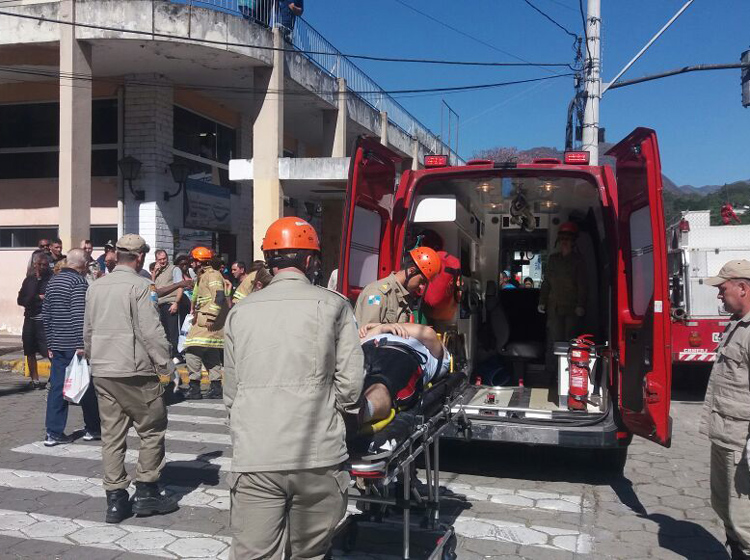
left=424, top=154, right=449, bottom=168
left=564, top=151, right=591, bottom=165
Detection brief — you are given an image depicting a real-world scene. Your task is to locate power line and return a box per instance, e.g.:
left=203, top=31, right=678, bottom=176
left=521, top=0, right=578, bottom=39
left=578, top=0, right=592, bottom=65
left=391, top=0, right=537, bottom=65
left=0, top=10, right=574, bottom=70
left=0, top=65, right=574, bottom=98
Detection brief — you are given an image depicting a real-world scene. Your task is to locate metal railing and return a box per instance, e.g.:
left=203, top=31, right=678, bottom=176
left=291, top=18, right=462, bottom=164
left=170, top=0, right=462, bottom=164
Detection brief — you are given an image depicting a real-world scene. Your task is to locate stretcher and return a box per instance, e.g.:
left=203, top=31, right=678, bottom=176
left=335, top=373, right=470, bottom=560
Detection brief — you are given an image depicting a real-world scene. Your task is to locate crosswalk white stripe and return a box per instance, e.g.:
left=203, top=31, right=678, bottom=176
left=0, top=508, right=231, bottom=558
left=127, top=428, right=231, bottom=445
left=169, top=413, right=227, bottom=426
left=0, top=468, right=230, bottom=510
left=170, top=401, right=226, bottom=412
left=11, top=442, right=232, bottom=470
left=0, top=471, right=591, bottom=555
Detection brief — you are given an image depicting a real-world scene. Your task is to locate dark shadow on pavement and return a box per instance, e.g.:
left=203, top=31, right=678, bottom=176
left=612, top=477, right=728, bottom=559
left=162, top=450, right=223, bottom=502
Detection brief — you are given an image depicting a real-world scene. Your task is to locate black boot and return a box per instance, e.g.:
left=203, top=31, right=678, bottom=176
left=184, top=379, right=202, bottom=400
left=205, top=380, right=223, bottom=400
left=105, top=489, right=131, bottom=524
left=132, top=482, right=179, bottom=517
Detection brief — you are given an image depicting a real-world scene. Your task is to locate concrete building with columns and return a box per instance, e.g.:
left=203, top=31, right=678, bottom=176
left=0, top=0, right=459, bottom=333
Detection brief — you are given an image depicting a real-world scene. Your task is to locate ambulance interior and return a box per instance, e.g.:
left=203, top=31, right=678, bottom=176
left=409, top=173, right=611, bottom=418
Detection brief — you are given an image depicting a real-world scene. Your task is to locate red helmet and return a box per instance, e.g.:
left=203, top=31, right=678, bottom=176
left=558, top=221, right=579, bottom=236
left=261, top=217, right=320, bottom=252
left=409, top=247, right=441, bottom=281
left=191, top=246, right=214, bottom=262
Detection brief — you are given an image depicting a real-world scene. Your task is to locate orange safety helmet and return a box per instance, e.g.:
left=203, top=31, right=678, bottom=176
left=558, top=221, right=579, bottom=236
left=191, top=246, right=214, bottom=262
left=261, top=217, right=320, bottom=252
left=409, top=247, right=441, bottom=281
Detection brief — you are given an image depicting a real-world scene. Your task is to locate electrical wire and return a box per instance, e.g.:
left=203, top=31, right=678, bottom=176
left=0, top=65, right=574, bottom=99
left=392, top=0, right=538, bottom=66
left=0, top=9, right=574, bottom=70
left=579, top=0, right=592, bottom=65
left=521, top=0, right=578, bottom=39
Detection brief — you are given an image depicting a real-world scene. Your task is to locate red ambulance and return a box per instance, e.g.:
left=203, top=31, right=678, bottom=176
left=339, top=128, right=672, bottom=470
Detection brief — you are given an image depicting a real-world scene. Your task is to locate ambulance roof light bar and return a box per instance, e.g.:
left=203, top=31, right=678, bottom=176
left=564, top=151, right=591, bottom=165
left=424, top=155, right=449, bottom=168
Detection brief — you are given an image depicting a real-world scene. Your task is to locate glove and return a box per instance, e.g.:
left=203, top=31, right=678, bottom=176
left=575, top=306, right=586, bottom=317
left=537, top=304, right=546, bottom=314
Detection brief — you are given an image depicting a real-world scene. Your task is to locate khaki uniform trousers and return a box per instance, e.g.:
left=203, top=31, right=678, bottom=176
left=229, top=466, right=350, bottom=560
left=186, top=347, right=223, bottom=382
left=94, top=376, right=167, bottom=491
left=711, top=443, right=750, bottom=554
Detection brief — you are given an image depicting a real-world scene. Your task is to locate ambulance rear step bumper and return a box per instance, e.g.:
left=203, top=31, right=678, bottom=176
left=443, top=406, right=622, bottom=449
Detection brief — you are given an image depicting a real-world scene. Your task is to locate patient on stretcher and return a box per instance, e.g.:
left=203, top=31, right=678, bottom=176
left=351, top=323, right=451, bottom=459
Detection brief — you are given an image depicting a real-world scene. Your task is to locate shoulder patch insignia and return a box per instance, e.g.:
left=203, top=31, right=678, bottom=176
left=379, top=283, right=391, bottom=294
left=368, top=295, right=382, bottom=306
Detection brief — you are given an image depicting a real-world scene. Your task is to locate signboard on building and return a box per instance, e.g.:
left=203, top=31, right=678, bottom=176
left=184, top=176, right=231, bottom=231
left=173, top=228, right=214, bottom=257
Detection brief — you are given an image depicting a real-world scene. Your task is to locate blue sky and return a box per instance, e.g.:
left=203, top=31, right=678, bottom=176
left=305, top=1, right=749, bottom=187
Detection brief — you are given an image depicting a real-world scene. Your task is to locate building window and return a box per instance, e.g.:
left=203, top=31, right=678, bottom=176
left=0, top=227, right=58, bottom=249
left=173, top=106, right=237, bottom=192
left=0, top=226, right=117, bottom=249
left=0, top=100, right=118, bottom=180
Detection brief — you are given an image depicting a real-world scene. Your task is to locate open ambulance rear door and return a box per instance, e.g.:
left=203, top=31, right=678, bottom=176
left=607, top=128, right=673, bottom=447
left=339, top=137, right=405, bottom=303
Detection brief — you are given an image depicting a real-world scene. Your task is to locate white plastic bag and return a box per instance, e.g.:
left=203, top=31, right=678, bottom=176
left=63, top=355, right=91, bottom=404
left=177, top=313, right=193, bottom=354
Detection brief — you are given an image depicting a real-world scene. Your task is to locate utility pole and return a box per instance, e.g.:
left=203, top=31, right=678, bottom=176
left=581, top=0, right=601, bottom=165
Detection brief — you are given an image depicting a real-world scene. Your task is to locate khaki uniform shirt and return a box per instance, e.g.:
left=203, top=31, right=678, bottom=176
left=700, top=310, right=750, bottom=451
left=84, top=265, right=174, bottom=378
left=224, top=271, right=364, bottom=472
left=232, top=271, right=258, bottom=303
left=539, top=252, right=588, bottom=315
left=185, top=266, right=227, bottom=349
left=154, top=263, right=178, bottom=305
left=354, top=272, right=413, bottom=326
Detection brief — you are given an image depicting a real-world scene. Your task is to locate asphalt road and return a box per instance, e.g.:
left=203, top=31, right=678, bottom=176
left=0, top=365, right=730, bottom=559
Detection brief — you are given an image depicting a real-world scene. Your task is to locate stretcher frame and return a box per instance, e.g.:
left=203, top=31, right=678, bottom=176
left=337, top=388, right=469, bottom=560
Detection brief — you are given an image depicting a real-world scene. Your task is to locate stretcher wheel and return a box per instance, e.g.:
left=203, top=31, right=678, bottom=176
left=442, top=534, right=457, bottom=560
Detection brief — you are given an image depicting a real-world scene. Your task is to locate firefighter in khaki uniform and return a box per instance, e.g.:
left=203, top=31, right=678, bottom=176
left=702, top=260, right=750, bottom=560
left=224, top=217, right=363, bottom=560
left=184, top=246, right=228, bottom=400
left=231, top=261, right=271, bottom=304
left=84, top=234, right=178, bottom=523
left=354, top=247, right=441, bottom=327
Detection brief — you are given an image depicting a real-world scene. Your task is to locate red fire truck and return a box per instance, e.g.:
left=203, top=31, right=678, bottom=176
left=668, top=210, right=750, bottom=364
left=339, top=128, right=672, bottom=469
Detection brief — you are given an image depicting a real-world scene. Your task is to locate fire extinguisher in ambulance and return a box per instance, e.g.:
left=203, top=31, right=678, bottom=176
left=568, top=334, right=595, bottom=411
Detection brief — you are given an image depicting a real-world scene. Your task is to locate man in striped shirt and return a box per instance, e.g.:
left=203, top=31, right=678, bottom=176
left=42, top=249, right=101, bottom=446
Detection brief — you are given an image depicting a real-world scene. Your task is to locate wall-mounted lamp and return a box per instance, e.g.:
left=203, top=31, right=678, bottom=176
left=476, top=181, right=493, bottom=193
left=118, top=156, right=144, bottom=201
left=536, top=200, right=559, bottom=214
left=165, top=160, right=191, bottom=201
left=537, top=180, right=558, bottom=199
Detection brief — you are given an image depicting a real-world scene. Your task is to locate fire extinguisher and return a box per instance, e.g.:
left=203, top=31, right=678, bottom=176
left=568, top=334, right=595, bottom=411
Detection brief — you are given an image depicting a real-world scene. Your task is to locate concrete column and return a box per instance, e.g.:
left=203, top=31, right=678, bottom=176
left=252, top=28, right=285, bottom=256
left=235, top=112, right=254, bottom=262
left=380, top=111, right=388, bottom=147
left=122, top=75, right=174, bottom=262
left=333, top=78, right=348, bottom=157
left=58, top=0, right=92, bottom=252
left=321, top=199, right=343, bottom=281
left=411, top=136, right=420, bottom=170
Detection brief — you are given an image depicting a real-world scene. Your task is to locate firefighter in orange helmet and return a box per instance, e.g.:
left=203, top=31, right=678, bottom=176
left=354, top=245, right=441, bottom=330
left=183, top=246, right=228, bottom=400
left=223, top=217, right=363, bottom=559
